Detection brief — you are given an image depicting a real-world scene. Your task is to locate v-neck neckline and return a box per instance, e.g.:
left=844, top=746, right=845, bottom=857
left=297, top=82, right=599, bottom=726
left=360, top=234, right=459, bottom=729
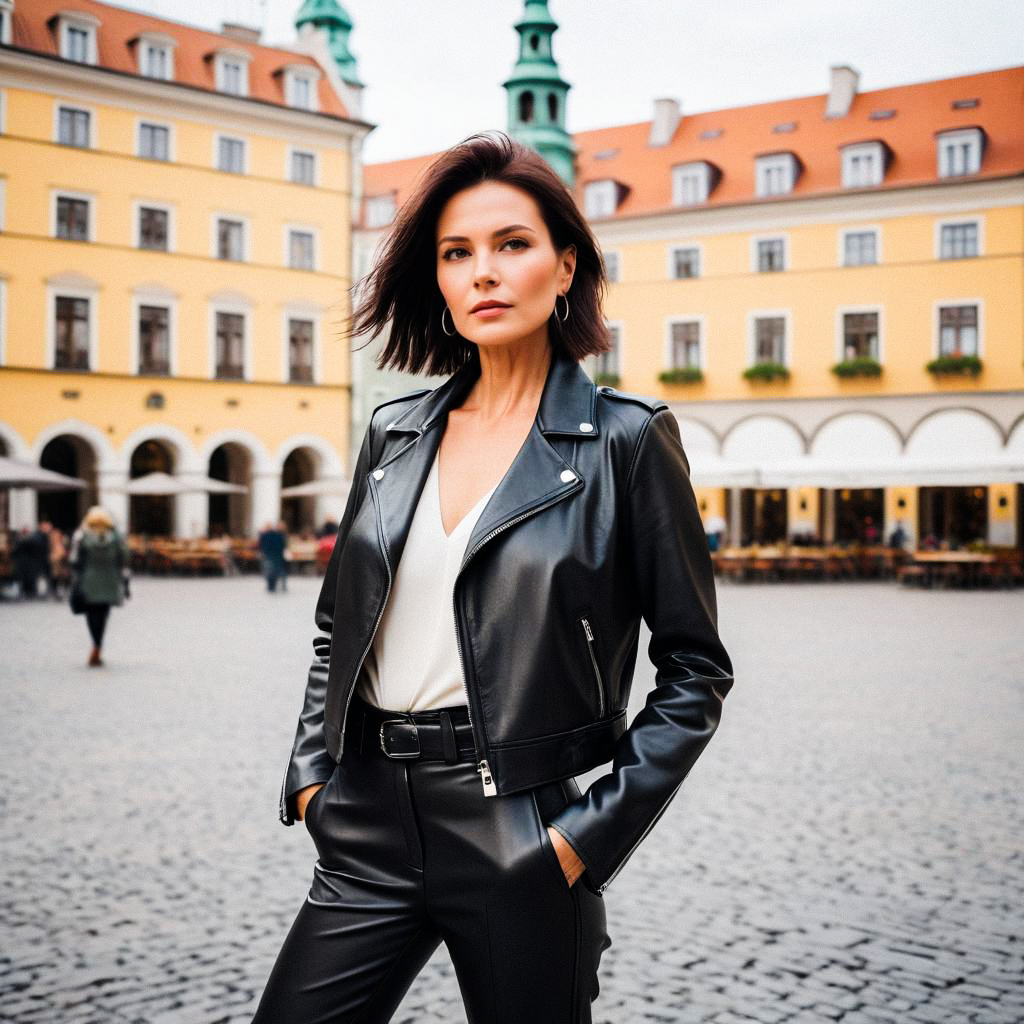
left=434, top=449, right=499, bottom=541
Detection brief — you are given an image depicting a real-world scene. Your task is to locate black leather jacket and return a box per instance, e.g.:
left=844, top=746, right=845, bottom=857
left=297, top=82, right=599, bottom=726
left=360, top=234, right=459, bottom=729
left=279, top=346, right=734, bottom=895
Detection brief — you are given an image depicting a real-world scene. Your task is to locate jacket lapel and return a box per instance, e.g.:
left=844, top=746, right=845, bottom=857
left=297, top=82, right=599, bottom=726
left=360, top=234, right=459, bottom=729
left=368, top=347, right=600, bottom=579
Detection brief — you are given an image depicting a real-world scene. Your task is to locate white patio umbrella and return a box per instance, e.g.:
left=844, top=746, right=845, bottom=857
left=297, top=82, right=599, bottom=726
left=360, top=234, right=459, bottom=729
left=0, top=456, right=87, bottom=491
left=114, top=472, right=248, bottom=495
left=280, top=477, right=352, bottom=499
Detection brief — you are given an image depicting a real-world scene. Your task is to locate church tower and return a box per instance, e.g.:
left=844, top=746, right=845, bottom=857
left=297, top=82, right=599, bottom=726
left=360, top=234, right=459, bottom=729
left=294, top=0, right=363, bottom=88
left=503, top=0, right=576, bottom=187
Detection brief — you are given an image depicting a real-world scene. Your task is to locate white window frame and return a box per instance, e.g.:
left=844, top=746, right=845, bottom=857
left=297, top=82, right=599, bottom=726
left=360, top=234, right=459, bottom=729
left=840, top=142, right=885, bottom=188
left=57, top=13, right=100, bottom=65
left=53, top=101, right=95, bottom=148
left=364, top=193, right=396, bottom=228
left=747, top=308, right=793, bottom=369
left=46, top=276, right=99, bottom=371
left=209, top=295, right=252, bottom=381
left=284, top=66, right=320, bottom=112
left=51, top=188, right=95, bottom=242
left=671, top=161, right=711, bottom=206
left=931, top=298, right=984, bottom=360
left=214, top=49, right=252, bottom=97
left=602, top=250, right=621, bottom=283
left=667, top=243, right=703, bottom=280
left=214, top=133, right=247, bottom=174
left=755, top=153, right=797, bottom=197
left=287, top=146, right=318, bottom=186
left=583, top=180, right=618, bottom=219
left=284, top=224, right=318, bottom=272
left=936, top=128, right=983, bottom=178
left=593, top=319, right=624, bottom=378
left=133, top=199, right=176, bottom=252
left=664, top=315, right=707, bottom=372
left=132, top=287, right=179, bottom=377
left=136, top=32, right=176, bottom=80
left=934, top=216, right=984, bottom=261
left=835, top=305, right=885, bottom=365
left=0, top=1, right=13, bottom=46
left=211, top=213, right=250, bottom=262
left=838, top=225, right=882, bottom=267
left=749, top=233, right=789, bottom=273
left=280, top=303, right=322, bottom=384
left=135, top=118, right=174, bottom=161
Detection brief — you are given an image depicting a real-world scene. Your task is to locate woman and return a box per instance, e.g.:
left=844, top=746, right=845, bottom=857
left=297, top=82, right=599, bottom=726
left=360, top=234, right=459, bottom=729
left=69, top=505, right=126, bottom=667
left=253, top=132, right=734, bottom=1023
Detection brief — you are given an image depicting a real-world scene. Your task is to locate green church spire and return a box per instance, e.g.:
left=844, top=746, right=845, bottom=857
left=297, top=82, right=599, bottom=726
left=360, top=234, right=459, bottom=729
left=503, top=0, right=576, bottom=187
left=295, top=0, right=363, bottom=88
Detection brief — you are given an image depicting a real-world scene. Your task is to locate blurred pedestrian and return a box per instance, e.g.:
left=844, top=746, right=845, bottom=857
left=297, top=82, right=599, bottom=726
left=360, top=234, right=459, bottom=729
left=12, top=526, right=48, bottom=599
left=69, top=506, right=128, bottom=667
left=39, top=520, right=67, bottom=599
left=258, top=521, right=288, bottom=593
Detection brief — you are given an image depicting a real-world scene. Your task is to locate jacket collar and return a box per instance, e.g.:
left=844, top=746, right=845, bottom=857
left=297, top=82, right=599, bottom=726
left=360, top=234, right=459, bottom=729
left=383, top=345, right=600, bottom=439
left=369, top=346, right=597, bottom=577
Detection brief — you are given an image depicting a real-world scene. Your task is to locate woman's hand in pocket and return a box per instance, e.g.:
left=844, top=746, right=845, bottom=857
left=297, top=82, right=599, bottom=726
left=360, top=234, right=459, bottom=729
left=547, top=826, right=585, bottom=887
left=297, top=782, right=327, bottom=822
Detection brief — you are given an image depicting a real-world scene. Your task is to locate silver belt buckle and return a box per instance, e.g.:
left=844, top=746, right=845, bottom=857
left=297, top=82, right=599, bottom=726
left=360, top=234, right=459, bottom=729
left=380, top=719, right=421, bottom=759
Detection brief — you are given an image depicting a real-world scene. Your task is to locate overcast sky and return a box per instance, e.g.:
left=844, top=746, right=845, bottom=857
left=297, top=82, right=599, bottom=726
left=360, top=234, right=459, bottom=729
left=128, top=0, right=1020, bottom=164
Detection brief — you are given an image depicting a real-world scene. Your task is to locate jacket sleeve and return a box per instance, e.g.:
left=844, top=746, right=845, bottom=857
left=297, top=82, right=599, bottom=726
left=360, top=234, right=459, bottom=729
left=548, top=406, right=735, bottom=893
left=278, top=417, right=375, bottom=826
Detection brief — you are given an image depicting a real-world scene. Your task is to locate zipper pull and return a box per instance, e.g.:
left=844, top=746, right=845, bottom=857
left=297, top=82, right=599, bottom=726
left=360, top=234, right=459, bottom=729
left=582, top=618, right=594, bottom=641
left=477, top=759, right=497, bottom=796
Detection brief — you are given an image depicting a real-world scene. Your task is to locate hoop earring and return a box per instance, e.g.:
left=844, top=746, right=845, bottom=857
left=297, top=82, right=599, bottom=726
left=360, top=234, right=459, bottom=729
left=555, top=293, right=570, bottom=323
left=441, top=305, right=456, bottom=337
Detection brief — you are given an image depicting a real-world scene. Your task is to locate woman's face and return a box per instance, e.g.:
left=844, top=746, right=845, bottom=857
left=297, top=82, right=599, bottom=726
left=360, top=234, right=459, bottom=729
left=435, top=180, right=575, bottom=351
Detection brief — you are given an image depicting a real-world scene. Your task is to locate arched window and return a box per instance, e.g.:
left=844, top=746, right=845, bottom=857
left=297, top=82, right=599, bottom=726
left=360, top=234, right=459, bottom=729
left=547, top=93, right=558, bottom=121
left=518, top=90, right=535, bottom=124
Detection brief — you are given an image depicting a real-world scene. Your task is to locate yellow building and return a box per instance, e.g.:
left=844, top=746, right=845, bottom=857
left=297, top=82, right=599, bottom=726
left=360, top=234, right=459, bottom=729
left=359, top=61, right=1024, bottom=549
left=0, top=0, right=372, bottom=538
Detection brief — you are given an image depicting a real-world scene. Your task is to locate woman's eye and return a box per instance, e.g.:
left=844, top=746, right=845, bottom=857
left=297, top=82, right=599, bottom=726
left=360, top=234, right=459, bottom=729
left=502, top=237, right=528, bottom=251
left=441, top=247, right=469, bottom=261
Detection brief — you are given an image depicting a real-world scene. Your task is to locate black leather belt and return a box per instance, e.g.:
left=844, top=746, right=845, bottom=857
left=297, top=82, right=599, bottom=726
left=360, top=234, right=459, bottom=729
left=347, top=691, right=477, bottom=763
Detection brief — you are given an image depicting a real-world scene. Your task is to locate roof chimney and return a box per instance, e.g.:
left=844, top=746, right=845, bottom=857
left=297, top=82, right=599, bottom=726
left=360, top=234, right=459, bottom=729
left=825, top=65, right=859, bottom=118
left=221, top=23, right=262, bottom=44
left=649, top=97, right=681, bottom=147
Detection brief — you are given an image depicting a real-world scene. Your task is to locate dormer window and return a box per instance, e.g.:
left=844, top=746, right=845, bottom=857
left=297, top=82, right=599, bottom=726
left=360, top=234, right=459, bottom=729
left=840, top=141, right=886, bottom=188
left=755, top=152, right=799, bottom=197
left=583, top=179, right=623, bottom=219
left=671, top=161, right=715, bottom=206
left=135, top=32, right=176, bottom=81
left=936, top=127, right=984, bottom=178
left=213, top=49, right=251, bottom=97
left=283, top=65, right=320, bottom=111
left=54, top=11, right=100, bottom=65
left=364, top=194, right=397, bottom=229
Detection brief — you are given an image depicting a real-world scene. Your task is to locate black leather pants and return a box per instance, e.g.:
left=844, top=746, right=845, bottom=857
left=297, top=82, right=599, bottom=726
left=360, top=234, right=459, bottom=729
left=252, top=693, right=612, bottom=1023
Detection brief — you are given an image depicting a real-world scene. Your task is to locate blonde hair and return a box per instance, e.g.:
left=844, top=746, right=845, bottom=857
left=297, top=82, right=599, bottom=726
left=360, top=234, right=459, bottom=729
left=83, top=505, right=115, bottom=533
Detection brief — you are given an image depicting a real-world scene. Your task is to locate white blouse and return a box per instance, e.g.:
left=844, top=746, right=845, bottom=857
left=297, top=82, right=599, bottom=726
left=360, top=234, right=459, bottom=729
left=355, top=446, right=499, bottom=712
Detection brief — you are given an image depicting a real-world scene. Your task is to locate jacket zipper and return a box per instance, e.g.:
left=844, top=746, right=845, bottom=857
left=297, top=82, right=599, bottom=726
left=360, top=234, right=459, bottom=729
left=454, top=480, right=584, bottom=797
left=580, top=616, right=605, bottom=718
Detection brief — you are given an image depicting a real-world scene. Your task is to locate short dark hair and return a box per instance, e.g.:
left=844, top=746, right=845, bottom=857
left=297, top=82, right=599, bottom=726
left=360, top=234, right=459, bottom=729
left=349, top=131, right=611, bottom=378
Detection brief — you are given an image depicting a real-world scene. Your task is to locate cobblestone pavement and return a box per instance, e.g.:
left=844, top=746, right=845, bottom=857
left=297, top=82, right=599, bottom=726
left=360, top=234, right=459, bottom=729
left=1, top=576, right=1022, bottom=1023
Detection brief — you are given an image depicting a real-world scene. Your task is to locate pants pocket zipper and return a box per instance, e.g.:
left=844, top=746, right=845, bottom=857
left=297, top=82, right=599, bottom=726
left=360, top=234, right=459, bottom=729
left=580, top=616, right=606, bottom=718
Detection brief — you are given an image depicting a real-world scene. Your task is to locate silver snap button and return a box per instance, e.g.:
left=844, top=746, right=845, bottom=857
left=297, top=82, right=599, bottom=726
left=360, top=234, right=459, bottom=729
left=560, top=469, right=576, bottom=483
left=579, top=422, right=593, bottom=432
left=372, top=469, right=384, bottom=480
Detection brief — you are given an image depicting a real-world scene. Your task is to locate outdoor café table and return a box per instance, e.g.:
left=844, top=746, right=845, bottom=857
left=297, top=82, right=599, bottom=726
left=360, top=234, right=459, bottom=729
left=911, top=551, right=995, bottom=588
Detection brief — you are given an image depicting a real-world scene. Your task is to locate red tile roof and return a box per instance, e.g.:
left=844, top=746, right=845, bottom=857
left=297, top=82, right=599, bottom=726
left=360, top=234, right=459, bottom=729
left=362, top=65, right=1024, bottom=223
left=9, top=0, right=351, bottom=119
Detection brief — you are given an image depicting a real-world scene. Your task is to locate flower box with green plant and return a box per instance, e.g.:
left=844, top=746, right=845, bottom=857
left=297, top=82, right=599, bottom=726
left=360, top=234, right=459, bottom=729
left=925, top=353, right=982, bottom=377
left=658, top=366, right=704, bottom=385
left=742, top=361, right=790, bottom=382
left=593, top=371, right=621, bottom=387
left=831, top=356, right=882, bottom=378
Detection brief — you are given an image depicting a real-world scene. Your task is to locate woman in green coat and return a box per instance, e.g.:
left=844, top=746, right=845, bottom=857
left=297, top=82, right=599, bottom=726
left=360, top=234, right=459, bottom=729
left=70, top=506, right=127, bottom=667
